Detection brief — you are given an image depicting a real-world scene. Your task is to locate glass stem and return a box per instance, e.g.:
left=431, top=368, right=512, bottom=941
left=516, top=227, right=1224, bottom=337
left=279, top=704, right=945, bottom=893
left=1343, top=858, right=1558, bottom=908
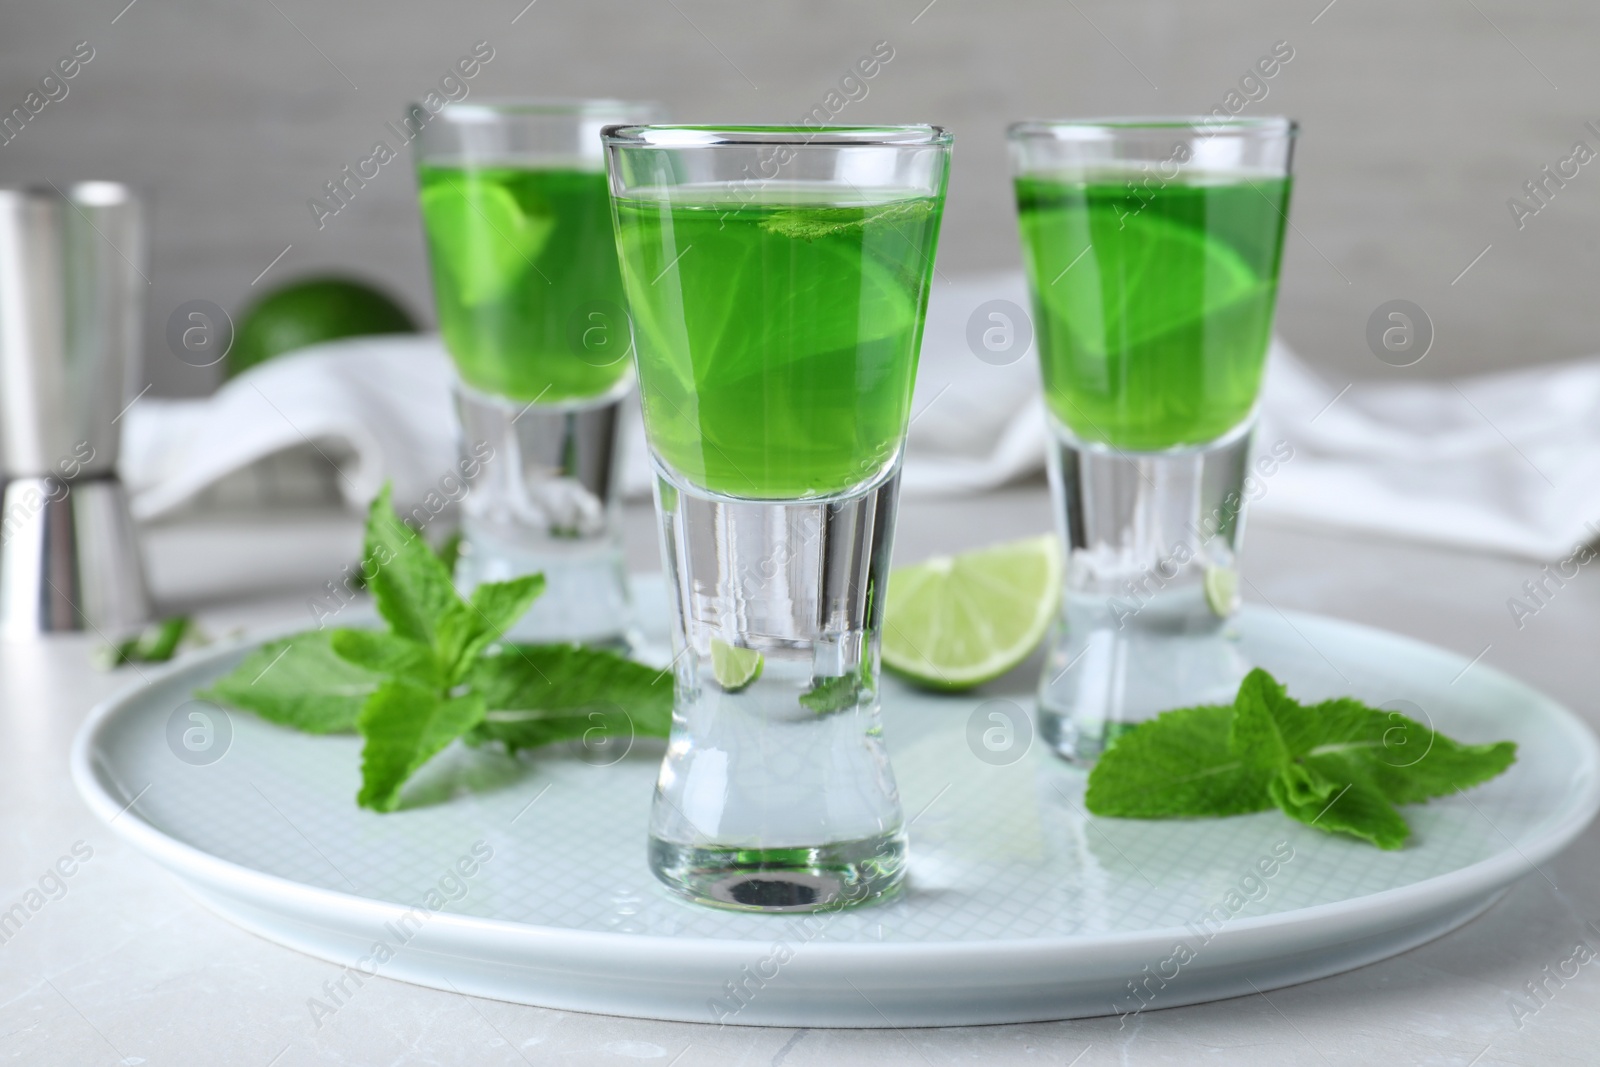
left=647, top=465, right=908, bottom=912
left=1037, top=417, right=1256, bottom=764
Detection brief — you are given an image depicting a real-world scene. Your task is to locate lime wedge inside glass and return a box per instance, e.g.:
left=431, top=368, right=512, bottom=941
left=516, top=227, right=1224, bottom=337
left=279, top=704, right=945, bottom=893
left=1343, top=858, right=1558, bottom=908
left=419, top=177, right=554, bottom=307
left=882, top=535, right=1063, bottom=691
left=1203, top=565, right=1240, bottom=618
left=710, top=638, right=763, bottom=692
left=621, top=197, right=922, bottom=394
left=1037, top=205, right=1265, bottom=357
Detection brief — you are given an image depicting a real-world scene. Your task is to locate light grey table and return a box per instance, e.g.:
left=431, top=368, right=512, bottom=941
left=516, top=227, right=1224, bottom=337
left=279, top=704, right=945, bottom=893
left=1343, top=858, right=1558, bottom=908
left=4, top=488, right=1595, bottom=1066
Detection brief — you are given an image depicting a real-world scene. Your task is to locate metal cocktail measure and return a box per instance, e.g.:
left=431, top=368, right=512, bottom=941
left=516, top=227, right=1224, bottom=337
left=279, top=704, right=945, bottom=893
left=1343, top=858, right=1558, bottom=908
left=0, top=182, right=150, bottom=637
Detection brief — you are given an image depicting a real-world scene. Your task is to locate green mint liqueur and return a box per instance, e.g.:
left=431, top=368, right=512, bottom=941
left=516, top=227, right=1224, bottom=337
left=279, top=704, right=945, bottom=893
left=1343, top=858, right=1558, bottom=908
left=612, top=187, right=943, bottom=499
left=1015, top=173, right=1292, bottom=450
left=418, top=165, right=631, bottom=404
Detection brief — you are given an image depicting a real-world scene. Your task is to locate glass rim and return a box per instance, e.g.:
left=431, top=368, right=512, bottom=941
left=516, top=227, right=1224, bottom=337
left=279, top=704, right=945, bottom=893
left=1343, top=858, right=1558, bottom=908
left=600, top=124, right=952, bottom=148
left=1008, top=116, right=1297, bottom=140
left=421, top=98, right=663, bottom=123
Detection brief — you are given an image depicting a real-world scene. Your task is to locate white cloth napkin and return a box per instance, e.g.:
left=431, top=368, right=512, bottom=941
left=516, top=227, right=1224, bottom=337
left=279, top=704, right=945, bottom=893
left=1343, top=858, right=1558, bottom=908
left=1255, top=345, right=1600, bottom=560
left=121, top=276, right=1600, bottom=562
left=122, top=336, right=459, bottom=521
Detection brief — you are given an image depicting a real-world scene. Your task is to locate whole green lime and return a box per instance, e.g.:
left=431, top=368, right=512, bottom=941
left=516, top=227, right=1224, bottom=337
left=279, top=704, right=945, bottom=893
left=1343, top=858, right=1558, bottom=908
left=227, top=276, right=416, bottom=378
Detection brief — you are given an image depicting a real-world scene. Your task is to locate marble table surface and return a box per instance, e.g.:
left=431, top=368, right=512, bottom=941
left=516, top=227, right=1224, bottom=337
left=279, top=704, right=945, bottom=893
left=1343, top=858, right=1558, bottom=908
left=4, top=487, right=1597, bottom=1067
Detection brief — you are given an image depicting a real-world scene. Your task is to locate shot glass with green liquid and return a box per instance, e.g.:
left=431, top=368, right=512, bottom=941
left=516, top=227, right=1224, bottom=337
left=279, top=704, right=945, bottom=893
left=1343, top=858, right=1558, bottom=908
left=604, top=125, right=951, bottom=911
left=413, top=100, right=659, bottom=644
left=1008, top=117, right=1296, bottom=764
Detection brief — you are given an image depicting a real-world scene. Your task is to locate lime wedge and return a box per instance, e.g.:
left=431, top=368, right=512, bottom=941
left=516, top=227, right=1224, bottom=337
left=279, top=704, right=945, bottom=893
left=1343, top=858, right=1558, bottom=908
left=619, top=198, right=923, bottom=395
left=419, top=175, right=554, bottom=307
left=882, top=535, right=1063, bottom=691
left=710, top=638, right=763, bottom=692
left=1035, top=205, right=1264, bottom=357
left=1203, top=565, right=1240, bottom=618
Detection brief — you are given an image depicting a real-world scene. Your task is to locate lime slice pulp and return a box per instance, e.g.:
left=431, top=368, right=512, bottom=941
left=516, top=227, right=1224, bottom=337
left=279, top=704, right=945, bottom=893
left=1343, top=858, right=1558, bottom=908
left=1035, top=204, right=1264, bottom=357
left=418, top=172, right=555, bottom=307
left=710, top=638, right=764, bottom=692
left=882, top=535, right=1063, bottom=691
left=1204, top=566, right=1240, bottom=618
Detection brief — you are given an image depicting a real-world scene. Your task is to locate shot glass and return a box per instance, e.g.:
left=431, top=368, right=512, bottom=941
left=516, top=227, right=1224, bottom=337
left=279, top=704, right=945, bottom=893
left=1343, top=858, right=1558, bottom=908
left=414, top=99, right=660, bottom=644
left=603, top=125, right=952, bottom=911
left=1007, top=117, right=1296, bottom=764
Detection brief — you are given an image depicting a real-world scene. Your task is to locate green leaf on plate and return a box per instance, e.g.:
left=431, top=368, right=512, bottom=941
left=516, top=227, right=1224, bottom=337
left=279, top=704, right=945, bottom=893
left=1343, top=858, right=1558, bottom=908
left=1085, top=667, right=1517, bottom=850
left=199, top=630, right=378, bottom=734
left=357, top=680, right=487, bottom=812
left=1084, top=704, right=1275, bottom=818
left=468, top=644, right=673, bottom=754
left=329, top=628, right=440, bottom=687
left=362, top=484, right=460, bottom=647
left=434, top=574, right=546, bottom=684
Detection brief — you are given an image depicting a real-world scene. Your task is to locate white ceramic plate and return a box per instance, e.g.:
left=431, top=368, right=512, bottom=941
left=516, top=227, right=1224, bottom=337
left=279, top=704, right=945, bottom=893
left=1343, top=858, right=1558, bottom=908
left=72, top=578, right=1600, bottom=1027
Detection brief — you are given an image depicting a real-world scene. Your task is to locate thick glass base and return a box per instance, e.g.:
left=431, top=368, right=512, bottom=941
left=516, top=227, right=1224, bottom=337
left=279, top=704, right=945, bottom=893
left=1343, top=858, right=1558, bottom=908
left=649, top=833, right=906, bottom=913
left=453, top=382, right=632, bottom=645
left=647, top=465, right=906, bottom=912
left=1038, top=419, right=1255, bottom=765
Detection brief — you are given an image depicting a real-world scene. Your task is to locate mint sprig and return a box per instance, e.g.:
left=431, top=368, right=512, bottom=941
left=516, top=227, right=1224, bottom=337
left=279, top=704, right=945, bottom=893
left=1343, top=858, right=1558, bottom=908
left=1085, top=668, right=1517, bottom=849
left=200, top=484, right=671, bottom=812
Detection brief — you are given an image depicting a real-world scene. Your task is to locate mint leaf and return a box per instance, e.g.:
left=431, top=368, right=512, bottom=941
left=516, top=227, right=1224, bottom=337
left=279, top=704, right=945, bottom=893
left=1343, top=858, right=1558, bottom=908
left=357, top=680, right=487, bottom=812
left=435, top=530, right=464, bottom=576
left=1295, top=697, right=1517, bottom=805
left=1229, top=669, right=1517, bottom=849
left=476, top=706, right=631, bottom=753
left=200, top=631, right=378, bottom=733
left=799, top=675, right=862, bottom=714
left=1269, top=763, right=1411, bottom=850
left=1084, top=705, right=1275, bottom=818
left=1226, top=668, right=1414, bottom=848
left=1084, top=667, right=1517, bottom=850
left=363, top=484, right=459, bottom=646
left=468, top=644, right=673, bottom=753
left=434, top=575, right=545, bottom=683
left=98, top=615, right=200, bottom=668
left=468, top=575, right=544, bottom=638
left=330, top=629, right=440, bottom=687
left=1228, top=668, right=1295, bottom=768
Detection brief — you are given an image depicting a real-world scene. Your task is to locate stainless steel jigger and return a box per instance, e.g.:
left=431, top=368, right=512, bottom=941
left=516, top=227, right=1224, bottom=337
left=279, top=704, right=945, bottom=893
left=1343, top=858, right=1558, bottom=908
left=0, top=182, right=150, bottom=638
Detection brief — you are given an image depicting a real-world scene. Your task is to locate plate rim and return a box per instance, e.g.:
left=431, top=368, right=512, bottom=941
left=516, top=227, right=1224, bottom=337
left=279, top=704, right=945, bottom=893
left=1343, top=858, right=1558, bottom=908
left=70, top=605, right=1600, bottom=967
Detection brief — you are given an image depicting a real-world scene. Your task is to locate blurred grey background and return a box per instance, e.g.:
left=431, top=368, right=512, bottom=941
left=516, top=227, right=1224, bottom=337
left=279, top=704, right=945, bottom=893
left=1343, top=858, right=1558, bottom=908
left=0, top=0, right=1591, bottom=397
